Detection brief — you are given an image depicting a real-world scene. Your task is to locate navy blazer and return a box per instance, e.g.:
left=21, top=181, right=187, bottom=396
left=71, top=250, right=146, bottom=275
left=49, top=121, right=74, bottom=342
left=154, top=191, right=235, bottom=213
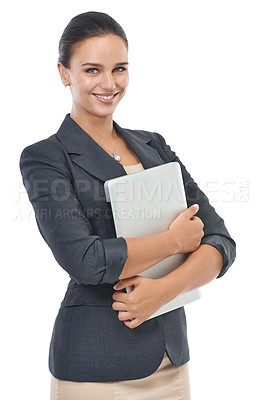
left=19, top=114, right=236, bottom=382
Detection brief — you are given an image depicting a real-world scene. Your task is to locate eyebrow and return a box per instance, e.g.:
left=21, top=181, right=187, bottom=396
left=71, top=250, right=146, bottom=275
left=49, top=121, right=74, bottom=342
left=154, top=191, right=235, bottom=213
left=81, top=62, right=129, bottom=67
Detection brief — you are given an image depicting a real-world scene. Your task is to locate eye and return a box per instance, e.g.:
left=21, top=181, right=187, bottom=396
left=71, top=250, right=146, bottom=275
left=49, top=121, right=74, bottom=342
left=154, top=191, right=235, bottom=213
left=114, top=67, right=127, bottom=72
left=84, top=66, right=127, bottom=74
left=85, top=68, right=99, bottom=74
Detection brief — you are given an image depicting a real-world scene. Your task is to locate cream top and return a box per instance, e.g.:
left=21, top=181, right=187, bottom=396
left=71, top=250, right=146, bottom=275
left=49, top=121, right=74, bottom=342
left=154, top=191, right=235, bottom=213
left=122, top=162, right=145, bottom=174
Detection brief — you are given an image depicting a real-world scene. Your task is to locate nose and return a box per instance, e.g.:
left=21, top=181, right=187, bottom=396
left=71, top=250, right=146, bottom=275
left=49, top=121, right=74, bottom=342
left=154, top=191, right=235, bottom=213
left=100, top=71, right=116, bottom=91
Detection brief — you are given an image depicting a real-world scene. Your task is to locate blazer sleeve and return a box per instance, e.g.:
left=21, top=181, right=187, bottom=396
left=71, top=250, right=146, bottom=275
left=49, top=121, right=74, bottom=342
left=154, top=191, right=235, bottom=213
left=153, top=131, right=236, bottom=278
left=19, top=144, right=128, bottom=286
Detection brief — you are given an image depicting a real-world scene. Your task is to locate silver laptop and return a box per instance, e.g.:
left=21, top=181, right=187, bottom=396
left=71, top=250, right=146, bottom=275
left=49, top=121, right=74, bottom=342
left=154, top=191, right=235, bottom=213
left=104, top=162, right=201, bottom=319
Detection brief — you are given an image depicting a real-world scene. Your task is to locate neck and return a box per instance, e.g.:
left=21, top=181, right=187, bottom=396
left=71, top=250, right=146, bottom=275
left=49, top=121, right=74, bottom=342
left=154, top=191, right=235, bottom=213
left=70, top=107, right=115, bottom=144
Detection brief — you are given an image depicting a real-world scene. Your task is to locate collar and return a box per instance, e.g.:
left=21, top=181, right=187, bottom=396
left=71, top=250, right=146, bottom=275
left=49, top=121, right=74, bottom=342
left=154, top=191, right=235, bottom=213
left=56, top=113, right=164, bottom=182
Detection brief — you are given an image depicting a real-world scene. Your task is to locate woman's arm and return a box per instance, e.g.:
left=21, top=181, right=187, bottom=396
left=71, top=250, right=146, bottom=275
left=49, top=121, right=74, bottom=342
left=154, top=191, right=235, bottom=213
left=159, top=243, right=224, bottom=304
left=153, top=130, right=236, bottom=277
left=112, top=131, right=236, bottom=328
left=119, top=232, right=173, bottom=279
left=19, top=142, right=202, bottom=286
left=19, top=143, right=129, bottom=286
left=112, top=243, right=224, bottom=329
left=119, top=204, right=204, bottom=279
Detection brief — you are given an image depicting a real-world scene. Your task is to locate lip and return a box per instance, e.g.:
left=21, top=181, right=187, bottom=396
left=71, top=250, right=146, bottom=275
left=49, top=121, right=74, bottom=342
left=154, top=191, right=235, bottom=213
left=92, top=92, right=119, bottom=104
left=93, top=92, right=118, bottom=96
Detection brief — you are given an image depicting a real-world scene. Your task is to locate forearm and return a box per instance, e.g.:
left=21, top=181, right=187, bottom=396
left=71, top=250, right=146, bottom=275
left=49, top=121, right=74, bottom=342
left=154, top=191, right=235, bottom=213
left=119, top=232, right=173, bottom=279
left=160, top=244, right=224, bottom=304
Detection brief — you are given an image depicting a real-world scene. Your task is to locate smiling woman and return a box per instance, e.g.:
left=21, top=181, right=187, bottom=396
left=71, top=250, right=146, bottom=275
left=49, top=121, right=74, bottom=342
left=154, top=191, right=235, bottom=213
left=19, top=10, right=235, bottom=400
left=58, top=34, right=129, bottom=132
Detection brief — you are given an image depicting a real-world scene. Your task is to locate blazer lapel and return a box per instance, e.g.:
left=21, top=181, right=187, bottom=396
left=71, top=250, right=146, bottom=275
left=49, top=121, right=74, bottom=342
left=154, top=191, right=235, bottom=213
left=56, top=114, right=165, bottom=182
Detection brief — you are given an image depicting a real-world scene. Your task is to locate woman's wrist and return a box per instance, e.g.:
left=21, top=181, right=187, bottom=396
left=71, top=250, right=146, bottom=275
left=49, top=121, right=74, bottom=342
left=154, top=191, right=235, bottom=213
left=156, top=275, right=180, bottom=306
left=165, top=230, right=181, bottom=256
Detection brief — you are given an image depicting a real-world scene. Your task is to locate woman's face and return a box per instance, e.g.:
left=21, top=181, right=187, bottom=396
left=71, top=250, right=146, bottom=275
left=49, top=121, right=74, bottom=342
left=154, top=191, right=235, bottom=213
left=59, top=34, right=129, bottom=119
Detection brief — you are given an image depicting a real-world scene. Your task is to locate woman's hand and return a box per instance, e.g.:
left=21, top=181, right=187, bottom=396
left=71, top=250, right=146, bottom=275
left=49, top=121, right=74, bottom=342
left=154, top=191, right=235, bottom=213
left=112, top=276, right=168, bottom=329
left=168, top=204, right=204, bottom=254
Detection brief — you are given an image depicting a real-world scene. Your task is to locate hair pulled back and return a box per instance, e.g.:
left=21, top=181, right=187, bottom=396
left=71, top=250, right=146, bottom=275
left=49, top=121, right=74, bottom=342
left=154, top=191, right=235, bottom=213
left=58, top=11, right=128, bottom=68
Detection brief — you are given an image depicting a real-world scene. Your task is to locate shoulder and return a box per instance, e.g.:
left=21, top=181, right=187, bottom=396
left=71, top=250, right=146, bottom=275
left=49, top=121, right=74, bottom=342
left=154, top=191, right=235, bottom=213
left=121, top=126, right=166, bottom=145
left=123, top=126, right=176, bottom=161
left=20, top=133, right=61, bottom=159
left=19, top=131, right=69, bottom=167
left=19, top=133, right=70, bottom=178
left=123, top=126, right=157, bottom=139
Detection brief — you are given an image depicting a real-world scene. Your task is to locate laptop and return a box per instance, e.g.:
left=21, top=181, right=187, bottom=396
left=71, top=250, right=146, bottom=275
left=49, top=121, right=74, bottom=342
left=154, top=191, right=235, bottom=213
left=104, top=162, right=201, bottom=319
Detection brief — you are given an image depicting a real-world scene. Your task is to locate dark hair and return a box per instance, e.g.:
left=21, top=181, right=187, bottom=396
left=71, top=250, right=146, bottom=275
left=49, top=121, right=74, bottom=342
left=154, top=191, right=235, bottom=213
left=58, top=11, right=128, bottom=68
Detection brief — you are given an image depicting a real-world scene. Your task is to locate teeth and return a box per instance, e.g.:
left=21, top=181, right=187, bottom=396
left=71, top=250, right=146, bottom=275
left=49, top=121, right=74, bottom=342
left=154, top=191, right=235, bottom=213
left=94, top=94, right=116, bottom=100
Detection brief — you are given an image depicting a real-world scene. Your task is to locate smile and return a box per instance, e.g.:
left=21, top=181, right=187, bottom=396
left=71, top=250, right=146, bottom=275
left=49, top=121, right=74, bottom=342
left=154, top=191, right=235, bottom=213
left=93, top=93, right=118, bottom=100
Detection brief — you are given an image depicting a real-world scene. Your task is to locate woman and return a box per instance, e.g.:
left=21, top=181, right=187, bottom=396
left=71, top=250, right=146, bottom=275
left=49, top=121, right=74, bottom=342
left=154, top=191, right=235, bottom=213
left=19, top=11, right=236, bottom=400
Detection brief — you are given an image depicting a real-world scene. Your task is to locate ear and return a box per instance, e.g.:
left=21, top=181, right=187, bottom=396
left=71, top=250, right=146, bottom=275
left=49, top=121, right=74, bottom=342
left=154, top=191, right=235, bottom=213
left=57, top=61, right=70, bottom=87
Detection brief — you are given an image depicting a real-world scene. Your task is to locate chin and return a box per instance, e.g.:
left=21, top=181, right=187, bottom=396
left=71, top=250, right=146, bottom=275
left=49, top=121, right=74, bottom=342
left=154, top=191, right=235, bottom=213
left=91, top=106, right=118, bottom=118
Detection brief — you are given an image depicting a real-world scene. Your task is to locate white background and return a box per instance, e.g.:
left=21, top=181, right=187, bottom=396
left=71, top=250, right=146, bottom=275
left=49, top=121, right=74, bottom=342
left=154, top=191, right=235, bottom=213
left=2, top=0, right=263, bottom=398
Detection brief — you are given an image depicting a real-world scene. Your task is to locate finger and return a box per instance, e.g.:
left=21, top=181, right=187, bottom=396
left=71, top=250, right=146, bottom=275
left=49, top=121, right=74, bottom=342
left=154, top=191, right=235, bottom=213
left=190, top=215, right=200, bottom=222
left=112, top=301, right=127, bottom=311
left=112, top=292, right=128, bottom=302
left=118, top=311, right=133, bottom=321
left=190, top=215, right=204, bottom=229
left=124, top=318, right=139, bottom=329
left=185, top=204, right=199, bottom=219
left=193, top=215, right=203, bottom=224
left=113, top=278, right=136, bottom=290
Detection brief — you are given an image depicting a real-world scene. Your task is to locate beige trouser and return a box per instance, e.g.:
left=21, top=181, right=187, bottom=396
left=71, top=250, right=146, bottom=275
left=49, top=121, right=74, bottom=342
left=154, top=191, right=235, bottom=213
left=50, top=352, right=191, bottom=400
